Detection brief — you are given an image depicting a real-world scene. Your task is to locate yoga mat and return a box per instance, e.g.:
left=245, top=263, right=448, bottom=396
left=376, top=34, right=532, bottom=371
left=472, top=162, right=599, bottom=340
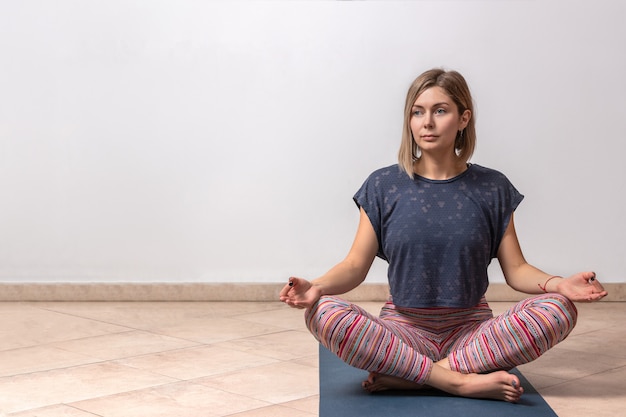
left=319, top=345, right=557, bottom=417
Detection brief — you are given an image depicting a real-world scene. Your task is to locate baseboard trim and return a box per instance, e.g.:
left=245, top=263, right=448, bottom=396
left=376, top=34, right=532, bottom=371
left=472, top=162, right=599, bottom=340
left=0, top=282, right=624, bottom=302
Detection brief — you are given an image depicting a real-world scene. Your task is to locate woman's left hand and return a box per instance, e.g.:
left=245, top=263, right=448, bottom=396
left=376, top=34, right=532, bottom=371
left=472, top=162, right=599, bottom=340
left=556, top=271, right=608, bottom=302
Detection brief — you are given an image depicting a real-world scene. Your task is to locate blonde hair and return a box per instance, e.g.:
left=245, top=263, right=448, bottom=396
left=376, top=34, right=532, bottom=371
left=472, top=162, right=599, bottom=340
left=398, top=69, right=476, bottom=178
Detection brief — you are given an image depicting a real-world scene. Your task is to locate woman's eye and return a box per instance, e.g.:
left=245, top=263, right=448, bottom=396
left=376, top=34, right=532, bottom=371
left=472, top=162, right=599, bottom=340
left=435, top=108, right=446, bottom=115
left=413, top=110, right=423, bottom=116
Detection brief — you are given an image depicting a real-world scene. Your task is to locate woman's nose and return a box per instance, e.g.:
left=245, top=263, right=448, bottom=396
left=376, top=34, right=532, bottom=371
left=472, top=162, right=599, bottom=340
left=423, top=112, right=434, bottom=128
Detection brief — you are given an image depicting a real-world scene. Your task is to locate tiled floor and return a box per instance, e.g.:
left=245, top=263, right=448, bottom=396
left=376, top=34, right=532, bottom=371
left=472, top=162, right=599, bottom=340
left=0, top=300, right=624, bottom=416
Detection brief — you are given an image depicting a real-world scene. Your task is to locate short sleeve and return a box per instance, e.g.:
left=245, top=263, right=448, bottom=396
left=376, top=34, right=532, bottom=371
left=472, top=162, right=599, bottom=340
left=490, top=171, right=524, bottom=258
left=353, top=168, right=391, bottom=261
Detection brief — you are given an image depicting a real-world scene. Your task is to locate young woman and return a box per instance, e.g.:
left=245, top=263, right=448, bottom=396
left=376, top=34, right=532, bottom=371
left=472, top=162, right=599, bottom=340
left=279, top=68, right=607, bottom=402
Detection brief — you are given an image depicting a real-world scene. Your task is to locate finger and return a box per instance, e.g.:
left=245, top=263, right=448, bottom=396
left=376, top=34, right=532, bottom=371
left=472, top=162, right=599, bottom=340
left=280, top=294, right=291, bottom=303
left=588, top=273, right=606, bottom=292
left=279, top=283, right=293, bottom=298
left=581, top=292, right=605, bottom=302
left=279, top=277, right=299, bottom=298
left=591, top=291, right=608, bottom=301
left=288, top=276, right=304, bottom=288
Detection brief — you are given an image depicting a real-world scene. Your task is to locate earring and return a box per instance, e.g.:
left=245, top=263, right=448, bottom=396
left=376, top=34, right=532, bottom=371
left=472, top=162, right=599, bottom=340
left=412, top=143, right=421, bottom=160
left=455, top=129, right=465, bottom=149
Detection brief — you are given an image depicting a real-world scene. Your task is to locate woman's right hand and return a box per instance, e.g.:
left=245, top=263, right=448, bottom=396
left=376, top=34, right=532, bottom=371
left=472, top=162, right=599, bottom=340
left=279, top=277, right=323, bottom=309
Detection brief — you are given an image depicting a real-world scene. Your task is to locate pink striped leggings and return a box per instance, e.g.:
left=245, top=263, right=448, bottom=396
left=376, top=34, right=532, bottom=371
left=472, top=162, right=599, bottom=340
left=305, top=294, right=577, bottom=385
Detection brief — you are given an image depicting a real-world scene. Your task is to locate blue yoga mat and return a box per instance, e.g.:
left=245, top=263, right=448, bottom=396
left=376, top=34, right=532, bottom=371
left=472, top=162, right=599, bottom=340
left=319, top=345, right=557, bottom=417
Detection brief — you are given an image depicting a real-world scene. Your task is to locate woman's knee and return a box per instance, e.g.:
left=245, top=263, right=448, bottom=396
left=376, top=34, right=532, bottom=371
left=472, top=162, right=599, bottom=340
left=528, top=293, right=578, bottom=340
left=304, top=296, right=352, bottom=337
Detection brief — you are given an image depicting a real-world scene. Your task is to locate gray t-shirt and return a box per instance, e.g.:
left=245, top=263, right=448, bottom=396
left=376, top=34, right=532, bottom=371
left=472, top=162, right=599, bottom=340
left=354, top=164, right=524, bottom=308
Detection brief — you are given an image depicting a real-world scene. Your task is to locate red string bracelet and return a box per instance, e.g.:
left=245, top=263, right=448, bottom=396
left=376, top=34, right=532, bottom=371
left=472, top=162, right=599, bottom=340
left=538, top=275, right=562, bottom=293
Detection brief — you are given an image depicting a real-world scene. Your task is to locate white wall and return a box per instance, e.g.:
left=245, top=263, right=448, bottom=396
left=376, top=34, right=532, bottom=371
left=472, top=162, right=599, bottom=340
left=0, top=0, right=624, bottom=284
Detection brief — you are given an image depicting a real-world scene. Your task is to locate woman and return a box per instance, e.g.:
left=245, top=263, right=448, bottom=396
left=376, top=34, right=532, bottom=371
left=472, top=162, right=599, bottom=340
left=279, top=68, right=607, bottom=403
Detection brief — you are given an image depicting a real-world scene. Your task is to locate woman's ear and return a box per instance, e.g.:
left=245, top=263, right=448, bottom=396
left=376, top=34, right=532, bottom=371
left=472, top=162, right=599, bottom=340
left=460, top=109, right=471, bottom=129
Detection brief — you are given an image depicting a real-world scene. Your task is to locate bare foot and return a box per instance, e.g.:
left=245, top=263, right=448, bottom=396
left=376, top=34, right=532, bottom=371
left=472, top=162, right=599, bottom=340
left=363, top=369, right=523, bottom=403
left=455, top=371, right=524, bottom=403
left=361, top=372, right=427, bottom=393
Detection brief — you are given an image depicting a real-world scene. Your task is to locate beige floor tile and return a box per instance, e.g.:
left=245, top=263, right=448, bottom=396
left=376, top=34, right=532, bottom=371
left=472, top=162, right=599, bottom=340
left=31, top=302, right=215, bottom=330
left=116, top=345, right=279, bottom=380
left=0, top=303, right=34, bottom=314
left=225, top=404, right=316, bottom=417
left=43, top=303, right=286, bottom=344
left=568, top=317, right=613, bottom=337
left=0, top=346, right=98, bottom=377
left=575, top=301, right=626, bottom=318
left=540, top=366, right=626, bottom=417
left=36, top=302, right=284, bottom=324
left=0, top=362, right=175, bottom=414
left=69, top=381, right=271, bottom=417
left=28, top=303, right=287, bottom=345
left=558, top=326, right=626, bottom=359
left=198, top=361, right=319, bottom=404
left=51, top=330, right=200, bottom=360
left=148, top=317, right=288, bottom=344
left=0, top=307, right=130, bottom=351
left=233, top=306, right=310, bottom=331
left=291, top=354, right=319, bottom=369
left=519, top=371, right=569, bottom=390
left=569, top=304, right=624, bottom=336
left=7, top=404, right=100, bottom=417
left=280, top=395, right=319, bottom=414
left=518, top=347, right=626, bottom=380
left=214, top=330, right=319, bottom=361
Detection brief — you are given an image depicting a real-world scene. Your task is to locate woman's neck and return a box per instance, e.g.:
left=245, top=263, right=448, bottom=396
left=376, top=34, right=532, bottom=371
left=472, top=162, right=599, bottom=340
left=413, top=157, right=467, bottom=180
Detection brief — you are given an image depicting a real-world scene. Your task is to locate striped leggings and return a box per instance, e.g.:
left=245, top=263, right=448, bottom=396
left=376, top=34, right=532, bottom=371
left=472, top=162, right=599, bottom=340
left=305, top=294, right=577, bottom=385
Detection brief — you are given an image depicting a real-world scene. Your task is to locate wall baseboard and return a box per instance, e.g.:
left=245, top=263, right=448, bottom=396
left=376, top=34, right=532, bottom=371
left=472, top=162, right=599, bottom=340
left=0, top=282, right=624, bottom=302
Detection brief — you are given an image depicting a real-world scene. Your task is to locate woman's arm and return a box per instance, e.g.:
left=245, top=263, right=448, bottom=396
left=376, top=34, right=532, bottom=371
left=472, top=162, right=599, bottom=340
left=497, top=213, right=607, bottom=301
left=497, top=213, right=554, bottom=293
left=308, top=207, right=379, bottom=295
left=280, top=207, right=379, bottom=308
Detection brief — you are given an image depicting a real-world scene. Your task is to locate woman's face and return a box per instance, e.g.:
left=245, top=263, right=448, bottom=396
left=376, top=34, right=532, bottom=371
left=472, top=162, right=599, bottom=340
left=410, top=86, right=470, bottom=156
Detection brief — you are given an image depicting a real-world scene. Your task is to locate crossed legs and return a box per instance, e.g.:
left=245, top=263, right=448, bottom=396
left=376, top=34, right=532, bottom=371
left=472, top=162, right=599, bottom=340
left=306, top=294, right=577, bottom=402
